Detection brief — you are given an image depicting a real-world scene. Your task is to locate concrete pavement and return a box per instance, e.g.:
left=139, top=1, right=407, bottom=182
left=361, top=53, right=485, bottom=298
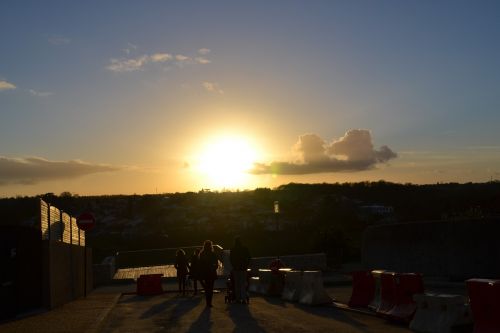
left=0, top=291, right=120, bottom=333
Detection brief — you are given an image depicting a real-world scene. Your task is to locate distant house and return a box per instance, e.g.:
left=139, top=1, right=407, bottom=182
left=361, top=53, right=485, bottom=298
left=357, top=205, right=395, bottom=224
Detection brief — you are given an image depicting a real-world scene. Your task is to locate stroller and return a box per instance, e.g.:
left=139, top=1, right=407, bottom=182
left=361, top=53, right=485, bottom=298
left=224, top=270, right=250, bottom=304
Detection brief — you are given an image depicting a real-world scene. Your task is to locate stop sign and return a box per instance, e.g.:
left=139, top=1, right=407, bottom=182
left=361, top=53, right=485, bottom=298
left=77, top=212, right=96, bottom=231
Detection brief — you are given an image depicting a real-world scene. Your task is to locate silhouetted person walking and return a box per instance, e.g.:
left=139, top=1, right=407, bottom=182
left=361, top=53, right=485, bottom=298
left=230, top=236, right=251, bottom=303
left=189, top=248, right=201, bottom=295
left=199, top=240, right=218, bottom=307
left=175, top=249, right=189, bottom=295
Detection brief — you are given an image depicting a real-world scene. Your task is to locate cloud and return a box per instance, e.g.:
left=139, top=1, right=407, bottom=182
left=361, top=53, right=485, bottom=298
left=0, top=156, right=120, bottom=185
left=107, top=49, right=210, bottom=72
left=107, top=55, right=149, bottom=72
left=29, top=89, right=53, bottom=97
left=150, top=53, right=172, bottom=62
left=202, top=81, right=224, bottom=95
left=123, top=42, right=137, bottom=55
left=175, top=54, right=191, bottom=62
left=48, top=35, right=71, bottom=45
left=250, top=129, right=397, bottom=175
left=195, top=57, right=211, bottom=64
left=198, top=48, right=211, bottom=55
left=0, top=80, right=16, bottom=91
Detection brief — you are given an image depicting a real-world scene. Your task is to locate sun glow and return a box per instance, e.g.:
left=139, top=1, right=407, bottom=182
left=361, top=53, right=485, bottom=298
left=196, top=136, right=259, bottom=189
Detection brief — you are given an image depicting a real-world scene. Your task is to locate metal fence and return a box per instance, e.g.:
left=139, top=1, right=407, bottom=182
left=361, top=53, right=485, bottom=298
left=40, top=199, right=85, bottom=246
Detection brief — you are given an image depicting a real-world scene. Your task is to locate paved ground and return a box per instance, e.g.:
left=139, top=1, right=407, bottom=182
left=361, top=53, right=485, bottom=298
left=100, top=289, right=411, bottom=333
left=0, top=277, right=466, bottom=333
left=0, top=291, right=120, bottom=333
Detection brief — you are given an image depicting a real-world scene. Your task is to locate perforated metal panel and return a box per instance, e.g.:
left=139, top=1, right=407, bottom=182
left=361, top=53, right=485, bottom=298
left=62, top=212, right=71, bottom=244
left=49, top=205, right=62, bottom=241
left=40, top=199, right=50, bottom=240
left=71, top=217, right=79, bottom=245
left=80, top=229, right=85, bottom=246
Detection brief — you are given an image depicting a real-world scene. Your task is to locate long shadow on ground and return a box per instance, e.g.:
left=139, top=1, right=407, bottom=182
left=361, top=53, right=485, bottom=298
left=227, top=303, right=266, bottom=332
left=187, top=307, right=212, bottom=333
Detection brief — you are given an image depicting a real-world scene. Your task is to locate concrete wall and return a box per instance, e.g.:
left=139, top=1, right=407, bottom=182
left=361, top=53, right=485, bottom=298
left=249, top=253, right=327, bottom=274
left=362, top=218, right=500, bottom=280
left=42, top=240, right=92, bottom=309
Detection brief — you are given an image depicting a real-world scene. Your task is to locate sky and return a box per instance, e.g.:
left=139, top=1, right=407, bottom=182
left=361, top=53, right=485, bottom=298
left=1, top=1, right=500, bottom=197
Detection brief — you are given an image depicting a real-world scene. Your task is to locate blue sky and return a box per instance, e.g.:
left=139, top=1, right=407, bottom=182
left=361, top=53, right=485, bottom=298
left=1, top=1, right=500, bottom=196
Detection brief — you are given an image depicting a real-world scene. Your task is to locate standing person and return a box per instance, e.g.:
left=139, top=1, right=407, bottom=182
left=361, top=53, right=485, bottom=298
left=174, top=249, right=189, bottom=295
left=198, top=240, right=219, bottom=307
left=189, top=248, right=201, bottom=295
left=230, top=236, right=251, bottom=303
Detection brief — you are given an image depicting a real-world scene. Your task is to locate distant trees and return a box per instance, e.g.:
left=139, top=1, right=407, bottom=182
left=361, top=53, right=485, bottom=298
left=2, top=181, right=500, bottom=264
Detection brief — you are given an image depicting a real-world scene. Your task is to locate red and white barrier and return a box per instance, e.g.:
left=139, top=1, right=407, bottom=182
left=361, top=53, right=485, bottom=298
left=376, top=272, right=424, bottom=323
left=467, top=278, right=500, bottom=333
left=387, top=273, right=424, bottom=322
left=282, top=270, right=303, bottom=302
left=248, top=276, right=261, bottom=294
left=369, top=270, right=386, bottom=311
left=298, top=270, right=333, bottom=306
left=137, top=274, right=163, bottom=295
left=409, top=293, right=473, bottom=333
left=377, top=271, right=397, bottom=316
left=348, top=270, right=375, bottom=308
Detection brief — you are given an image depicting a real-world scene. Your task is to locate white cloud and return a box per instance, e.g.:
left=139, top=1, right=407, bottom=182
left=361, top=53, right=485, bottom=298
left=195, top=57, right=211, bottom=64
left=29, top=89, right=53, bottom=97
left=107, top=55, right=149, bottom=72
left=106, top=49, right=210, bottom=72
left=251, top=129, right=397, bottom=175
left=198, top=48, right=211, bottom=55
left=150, top=53, right=172, bottom=62
left=123, top=42, right=138, bottom=55
left=0, top=80, right=16, bottom=91
left=0, top=156, right=120, bottom=185
left=202, top=81, right=224, bottom=95
left=48, top=35, right=71, bottom=45
left=175, top=54, right=191, bottom=62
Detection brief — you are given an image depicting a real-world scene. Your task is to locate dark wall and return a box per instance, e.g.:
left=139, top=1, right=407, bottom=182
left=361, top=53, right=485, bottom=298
left=0, top=226, right=42, bottom=319
left=362, top=218, right=500, bottom=280
left=42, top=240, right=92, bottom=309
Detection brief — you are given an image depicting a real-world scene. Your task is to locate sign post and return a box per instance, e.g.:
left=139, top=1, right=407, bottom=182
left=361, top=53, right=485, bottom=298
left=77, top=212, right=95, bottom=297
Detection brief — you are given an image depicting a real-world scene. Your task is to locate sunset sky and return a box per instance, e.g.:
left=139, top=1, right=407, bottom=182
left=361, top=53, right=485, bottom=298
left=1, top=1, right=500, bottom=197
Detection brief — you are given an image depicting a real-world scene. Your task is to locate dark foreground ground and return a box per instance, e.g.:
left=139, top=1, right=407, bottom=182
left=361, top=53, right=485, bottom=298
left=100, top=286, right=411, bottom=333
left=0, top=285, right=410, bottom=333
left=2, top=278, right=465, bottom=333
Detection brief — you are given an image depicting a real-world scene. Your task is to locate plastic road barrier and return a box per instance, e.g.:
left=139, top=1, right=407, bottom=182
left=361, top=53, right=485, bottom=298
left=467, top=278, right=500, bottom=333
left=257, top=269, right=273, bottom=295
left=386, top=273, right=424, bottom=323
left=409, top=293, right=473, bottom=333
left=137, top=274, right=163, bottom=295
left=248, top=276, right=261, bottom=293
left=282, top=270, right=303, bottom=302
left=298, top=270, right=333, bottom=306
left=369, top=270, right=386, bottom=311
left=349, top=270, right=376, bottom=308
left=377, top=271, right=398, bottom=316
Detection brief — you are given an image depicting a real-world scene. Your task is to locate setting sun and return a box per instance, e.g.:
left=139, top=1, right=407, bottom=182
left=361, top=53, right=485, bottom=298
left=196, top=136, right=259, bottom=189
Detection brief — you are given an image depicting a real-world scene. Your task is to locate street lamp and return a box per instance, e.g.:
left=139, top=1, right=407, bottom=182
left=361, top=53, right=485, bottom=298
left=274, top=201, right=280, bottom=232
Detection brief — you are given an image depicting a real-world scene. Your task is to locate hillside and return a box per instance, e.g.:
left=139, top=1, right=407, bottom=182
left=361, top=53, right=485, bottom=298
left=2, top=181, right=500, bottom=265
